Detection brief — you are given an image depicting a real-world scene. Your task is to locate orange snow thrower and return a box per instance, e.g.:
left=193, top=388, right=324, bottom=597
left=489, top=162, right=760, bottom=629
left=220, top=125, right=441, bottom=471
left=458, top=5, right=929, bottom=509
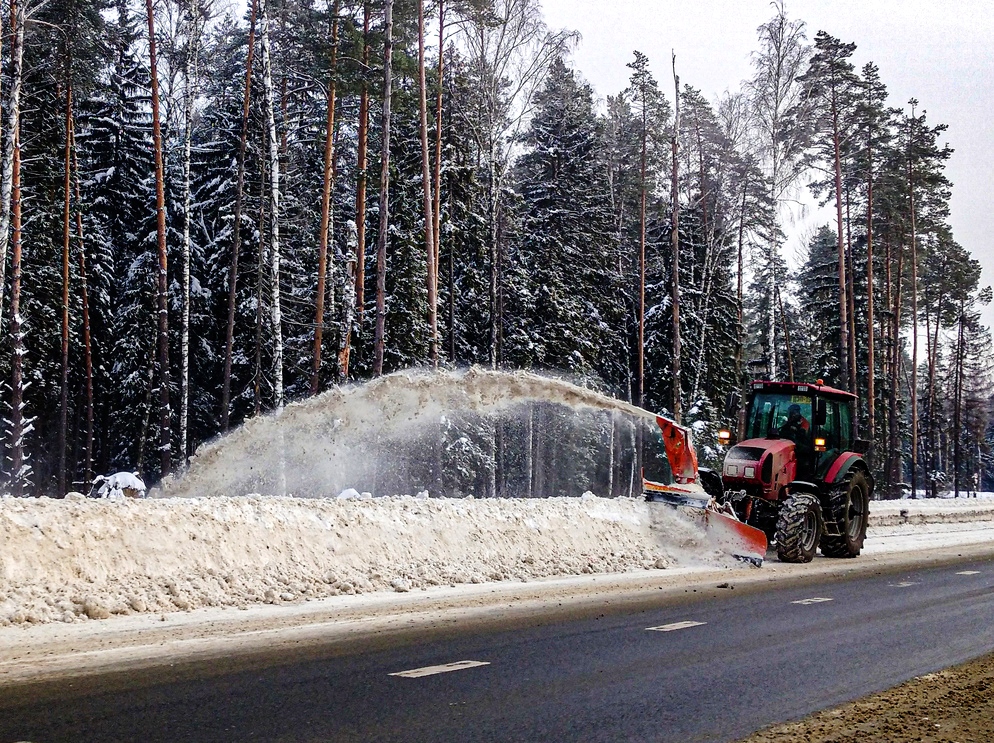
left=643, top=415, right=768, bottom=567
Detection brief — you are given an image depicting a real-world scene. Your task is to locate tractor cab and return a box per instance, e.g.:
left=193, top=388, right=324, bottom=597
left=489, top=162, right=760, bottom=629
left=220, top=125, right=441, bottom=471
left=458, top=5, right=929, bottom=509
left=740, top=380, right=857, bottom=486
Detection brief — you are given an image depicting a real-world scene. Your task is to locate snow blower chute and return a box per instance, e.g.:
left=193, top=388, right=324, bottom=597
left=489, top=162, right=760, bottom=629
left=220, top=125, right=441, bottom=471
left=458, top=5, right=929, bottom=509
left=643, top=415, right=768, bottom=566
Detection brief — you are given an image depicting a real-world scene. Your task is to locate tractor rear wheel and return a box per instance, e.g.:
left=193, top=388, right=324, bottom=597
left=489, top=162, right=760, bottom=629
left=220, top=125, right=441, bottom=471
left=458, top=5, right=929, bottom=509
left=775, top=493, right=822, bottom=563
left=820, top=471, right=870, bottom=558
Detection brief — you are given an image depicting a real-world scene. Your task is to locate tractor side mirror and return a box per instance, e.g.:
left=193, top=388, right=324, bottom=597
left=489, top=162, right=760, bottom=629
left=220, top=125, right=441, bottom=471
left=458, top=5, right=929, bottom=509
left=724, top=390, right=741, bottom=418
left=814, top=399, right=827, bottom=426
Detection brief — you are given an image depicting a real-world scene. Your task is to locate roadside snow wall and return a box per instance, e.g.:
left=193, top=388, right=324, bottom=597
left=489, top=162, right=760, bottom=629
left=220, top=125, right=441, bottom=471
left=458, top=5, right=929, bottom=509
left=0, top=494, right=693, bottom=627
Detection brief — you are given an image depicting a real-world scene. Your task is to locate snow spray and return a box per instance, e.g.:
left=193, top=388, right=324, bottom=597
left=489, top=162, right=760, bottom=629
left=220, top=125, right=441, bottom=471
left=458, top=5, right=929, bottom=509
left=158, top=368, right=667, bottom=499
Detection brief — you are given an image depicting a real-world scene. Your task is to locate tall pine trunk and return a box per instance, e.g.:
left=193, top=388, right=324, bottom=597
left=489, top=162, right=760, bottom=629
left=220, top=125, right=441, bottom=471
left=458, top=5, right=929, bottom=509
left=670, top=53, right=681, bottom=421
left=831, top=84, right=850, bottom=390
left=221, top=0, right=257, bottom=430
left=259, top=0, right=283, bottom=408
left=432, top=0, right=444, bottom=347
left=372, top=0, right=394, bottom=376
left=353, top=1, right=370, bottom=323
left=866, top=147, right=876, bottom=452
left=8, top=17, right=23, bottom=494
left=313, top=0, right=339, bottom=394
left=418, top=0, right=437, bottom=365
left=70, top=122, right=94, bottom=484
left=59, top=76, right=73, bottom=495
left=908, top=103, right=919, bottom=498
left=147, top=0, right=171, bottom=478
left=180, top=0, right=200, bottom=461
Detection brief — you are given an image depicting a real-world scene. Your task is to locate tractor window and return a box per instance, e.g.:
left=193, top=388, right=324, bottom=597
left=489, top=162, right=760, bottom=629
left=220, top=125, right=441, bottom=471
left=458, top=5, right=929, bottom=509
left=838, top=402, right=853, bottom=451
left=814, top=400, right=842, bottom=475
left=820, top=401, right=839, bottom=450
left=745, top=393, right=812, bottom=440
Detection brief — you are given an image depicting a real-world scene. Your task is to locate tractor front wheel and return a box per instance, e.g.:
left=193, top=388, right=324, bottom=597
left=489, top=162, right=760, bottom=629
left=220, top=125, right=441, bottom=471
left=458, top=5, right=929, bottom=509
left=775, top=493, right=822, bottom=563
left=820, top=471, right=870, bottom=558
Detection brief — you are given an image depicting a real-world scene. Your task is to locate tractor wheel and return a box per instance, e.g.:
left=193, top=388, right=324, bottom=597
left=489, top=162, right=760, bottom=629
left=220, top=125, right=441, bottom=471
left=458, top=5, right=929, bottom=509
left=775, top=493, right=823, bottom=563
left=820, top=471, right=870, bottom=558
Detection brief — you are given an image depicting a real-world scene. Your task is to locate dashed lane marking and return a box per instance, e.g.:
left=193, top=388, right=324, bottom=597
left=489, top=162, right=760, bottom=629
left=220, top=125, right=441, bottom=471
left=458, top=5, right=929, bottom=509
left=389, top=660, right=490, bottom=678
left=957, top=571, right=981, bottom=575
left=890, top=582, right=918, bottom=588
left=792, top=597, right=833, bottom=605
left=646, top=621, right=707, bottom=632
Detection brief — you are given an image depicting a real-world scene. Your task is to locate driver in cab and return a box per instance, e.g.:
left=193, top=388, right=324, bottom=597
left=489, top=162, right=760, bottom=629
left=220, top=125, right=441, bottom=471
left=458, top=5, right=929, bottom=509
left=779, top=403, right=810, bottom=444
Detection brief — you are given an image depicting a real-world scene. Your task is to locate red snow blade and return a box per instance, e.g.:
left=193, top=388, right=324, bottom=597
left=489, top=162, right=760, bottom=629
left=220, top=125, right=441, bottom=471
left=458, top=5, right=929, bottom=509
left=702, top=508, right=768, bottom=567
left=644, top=480, right=768, bottom=567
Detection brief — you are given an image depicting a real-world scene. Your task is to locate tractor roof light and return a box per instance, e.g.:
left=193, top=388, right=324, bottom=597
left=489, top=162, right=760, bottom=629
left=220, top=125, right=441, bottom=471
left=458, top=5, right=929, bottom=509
left=717, top=429, right=731, bottom=443
left=814, top=436, right=827, bottom=452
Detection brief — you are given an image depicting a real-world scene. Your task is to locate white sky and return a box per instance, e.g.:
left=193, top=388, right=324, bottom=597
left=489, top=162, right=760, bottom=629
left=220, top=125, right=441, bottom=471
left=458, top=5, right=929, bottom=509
left=540, top=0, right=994, bottom=329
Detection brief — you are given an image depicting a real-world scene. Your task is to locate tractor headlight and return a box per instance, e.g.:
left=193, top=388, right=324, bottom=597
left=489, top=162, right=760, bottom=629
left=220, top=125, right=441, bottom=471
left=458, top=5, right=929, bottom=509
left=718, top=429, right=732, bottom=444
left=725, top=464, right=738, bottom=477
left=814, top=437, right=827, bottom=452
left=744, top=466, right=756, bottom=479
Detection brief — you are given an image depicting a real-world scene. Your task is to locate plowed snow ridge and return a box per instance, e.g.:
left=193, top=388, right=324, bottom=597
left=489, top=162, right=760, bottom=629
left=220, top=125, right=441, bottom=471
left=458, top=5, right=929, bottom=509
left=1, top=492, right=992, bottom=626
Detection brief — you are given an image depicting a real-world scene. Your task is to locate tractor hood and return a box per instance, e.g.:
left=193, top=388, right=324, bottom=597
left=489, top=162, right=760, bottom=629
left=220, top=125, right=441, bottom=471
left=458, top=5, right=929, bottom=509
left=722, top=438, right=797, bottom=496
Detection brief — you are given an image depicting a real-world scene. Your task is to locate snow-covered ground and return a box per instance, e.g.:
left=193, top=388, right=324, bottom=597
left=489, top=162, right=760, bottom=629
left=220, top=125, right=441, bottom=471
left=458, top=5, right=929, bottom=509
left=1, top=493, right=993, bottom=689
left=3, top=492, right=993, bottom=628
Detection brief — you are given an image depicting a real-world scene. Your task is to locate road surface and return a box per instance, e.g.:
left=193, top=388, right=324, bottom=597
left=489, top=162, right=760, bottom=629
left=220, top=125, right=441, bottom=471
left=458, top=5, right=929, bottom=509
left=3, top=554, right=994, bottom=742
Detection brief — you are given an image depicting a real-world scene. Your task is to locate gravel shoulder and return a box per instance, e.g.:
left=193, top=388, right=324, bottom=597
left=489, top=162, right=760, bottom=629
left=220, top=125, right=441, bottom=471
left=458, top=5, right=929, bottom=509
left=737, top=651, right=994, bottom=743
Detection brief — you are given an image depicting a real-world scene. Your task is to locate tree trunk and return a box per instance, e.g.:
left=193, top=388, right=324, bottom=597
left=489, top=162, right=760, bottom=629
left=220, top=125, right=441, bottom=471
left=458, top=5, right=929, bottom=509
left=8, top=128, right=23, bottom=493
left=433, top=0, right=444, bottom=344
left=670, top=53, right=681, bottom=422
left=259, top=0, right=283, bottom=408
left=180, top=0, right=200, bottom=462
left=888, top=245, right=904, bottom=491
left=253, top=154, right=267, bottom=416
left=221, top=0, right=257, bottom=431
left=70, top=122, right=94, bottom=485
left=866, top=149, right=876, bottom=451
left=418, top=0, right=437, bottom=366
left=372, top=0, right=393, bottom=376
left=146, top=0, right=171, bottom=478
left=354, top=1, right=370, bottom=321
left=908, top=106, right=919, bottom=499
left=831, top=85, right=850, bottom=390
left=313, top=0, right=340, bottom=394
left=637, top=87, right=646, bottom=408
left=0, top=0, right=17, bottom=325
left=59, top=77, right=72, bottom=495
left=341, top=1, right=370, bottom=377
left=953, top=302, right=965, bottom=497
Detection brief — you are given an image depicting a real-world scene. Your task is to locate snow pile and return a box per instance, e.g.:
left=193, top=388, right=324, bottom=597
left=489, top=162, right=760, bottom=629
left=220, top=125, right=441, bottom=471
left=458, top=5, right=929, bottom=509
left=869, top=498, right=994, bottom=526
left=0, top=494, right=705, bottom=627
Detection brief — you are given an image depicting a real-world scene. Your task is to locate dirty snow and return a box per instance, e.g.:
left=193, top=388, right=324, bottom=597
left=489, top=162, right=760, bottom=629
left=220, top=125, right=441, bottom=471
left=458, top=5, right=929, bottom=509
left=2, top=492, right=993, bottom=627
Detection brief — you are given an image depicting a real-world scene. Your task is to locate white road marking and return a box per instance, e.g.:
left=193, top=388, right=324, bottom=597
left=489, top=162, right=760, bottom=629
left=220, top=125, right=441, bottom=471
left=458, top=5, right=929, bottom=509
left=957, top=571, right=981, bottom=575
left=389, top=660, right=490, bottom=678
left=792, top=597, right=833, bottom=605
left=646, top=620, right=707, bottom=632
left=890, top=581, right=918, bottom=588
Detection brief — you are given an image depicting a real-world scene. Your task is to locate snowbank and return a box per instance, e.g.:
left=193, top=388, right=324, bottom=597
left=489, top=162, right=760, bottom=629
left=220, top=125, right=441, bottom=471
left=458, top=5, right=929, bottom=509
left=0, top=494, right=693, bottom=627
left=4, top=494, right=993, bottom=628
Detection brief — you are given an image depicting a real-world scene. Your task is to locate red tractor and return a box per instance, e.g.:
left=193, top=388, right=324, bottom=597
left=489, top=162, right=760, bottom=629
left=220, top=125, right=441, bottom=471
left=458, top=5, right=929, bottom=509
left=705, top=380, right=873, bottom=563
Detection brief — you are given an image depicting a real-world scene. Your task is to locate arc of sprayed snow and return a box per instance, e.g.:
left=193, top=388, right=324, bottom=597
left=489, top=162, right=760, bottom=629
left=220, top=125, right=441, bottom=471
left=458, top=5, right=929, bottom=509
left=158, top=368, right=662, bottom=498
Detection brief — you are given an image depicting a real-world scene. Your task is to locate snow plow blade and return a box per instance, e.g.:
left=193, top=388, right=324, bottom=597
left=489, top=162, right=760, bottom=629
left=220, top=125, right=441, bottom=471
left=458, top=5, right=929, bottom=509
left=644, top=482, right=768, bottom=567
left=642, top=414, right=767, bottom=566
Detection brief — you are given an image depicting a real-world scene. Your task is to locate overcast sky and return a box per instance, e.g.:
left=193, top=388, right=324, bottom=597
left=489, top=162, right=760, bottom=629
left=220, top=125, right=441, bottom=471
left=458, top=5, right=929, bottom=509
left=540, top=0, right=994, bottom=327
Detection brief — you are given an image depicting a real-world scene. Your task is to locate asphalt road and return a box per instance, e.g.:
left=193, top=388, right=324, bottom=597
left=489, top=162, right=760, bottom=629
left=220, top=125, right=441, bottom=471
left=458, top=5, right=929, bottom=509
left=4, top=556, right=994, bottom=743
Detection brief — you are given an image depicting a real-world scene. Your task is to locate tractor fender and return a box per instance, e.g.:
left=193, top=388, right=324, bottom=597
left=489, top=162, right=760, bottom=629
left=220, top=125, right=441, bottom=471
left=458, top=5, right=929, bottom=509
left=787, top=480, right=820, bottom=495
left=824, top=453, right=872, bottom=489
